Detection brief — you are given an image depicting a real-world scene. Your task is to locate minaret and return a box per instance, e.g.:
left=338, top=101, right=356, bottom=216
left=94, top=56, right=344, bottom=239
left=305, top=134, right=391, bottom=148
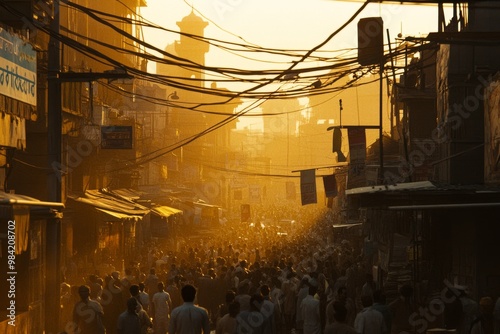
left=175, top=10, right=209, bottom=87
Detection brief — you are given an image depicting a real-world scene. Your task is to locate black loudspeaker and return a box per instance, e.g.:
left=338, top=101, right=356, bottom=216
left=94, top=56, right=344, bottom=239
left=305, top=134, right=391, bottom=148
left=358, top=17, right=384, bottom=66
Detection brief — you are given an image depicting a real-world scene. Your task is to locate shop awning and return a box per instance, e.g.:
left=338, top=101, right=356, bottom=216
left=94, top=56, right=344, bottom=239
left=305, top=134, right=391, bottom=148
left=345, top=181, right=500, bottom=210
left=0, top=192, right=65, bottom=208
left=102, top=188, right=145, bottom=203
left=1, top=192, right=64, bottom=254
left=332, top=223, right=363, bottom=229
left=95, top=208, right=143, bottom=221
left=345, top=181, right=436, bottom=195
left=388, top=202, right=500, bottom=210
left=68, top=190, right=149, bottom=219
left=152, top=206, right=183, bottom=218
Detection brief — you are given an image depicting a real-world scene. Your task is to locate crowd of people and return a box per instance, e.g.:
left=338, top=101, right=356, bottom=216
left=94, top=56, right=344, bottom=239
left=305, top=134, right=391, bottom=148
left=58, top=205, right=500, bottom=334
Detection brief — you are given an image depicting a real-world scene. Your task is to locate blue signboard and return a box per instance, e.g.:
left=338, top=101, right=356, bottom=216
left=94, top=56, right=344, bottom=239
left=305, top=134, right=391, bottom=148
left=0, top=28, right=37, bottom=105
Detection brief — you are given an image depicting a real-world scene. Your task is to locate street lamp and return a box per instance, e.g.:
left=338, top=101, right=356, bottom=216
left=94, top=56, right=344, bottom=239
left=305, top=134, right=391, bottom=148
left=166, top=91, right=180, bottom=127
left=168, top=91, right=179, bottom=100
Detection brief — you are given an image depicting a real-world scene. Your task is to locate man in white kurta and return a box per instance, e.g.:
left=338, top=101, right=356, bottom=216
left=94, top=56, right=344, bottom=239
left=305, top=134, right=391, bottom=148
left=301, top=285, right=322, bottom=334
left=151, top=282, right=172, bottom=334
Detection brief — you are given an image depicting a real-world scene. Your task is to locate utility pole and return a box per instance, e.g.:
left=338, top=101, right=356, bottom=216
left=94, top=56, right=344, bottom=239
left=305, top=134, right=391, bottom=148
left=46, top=0, right=62, bottom=332
left=45, top=1, right=133, bottom=331
left=379, top=60, right=384, bottom=184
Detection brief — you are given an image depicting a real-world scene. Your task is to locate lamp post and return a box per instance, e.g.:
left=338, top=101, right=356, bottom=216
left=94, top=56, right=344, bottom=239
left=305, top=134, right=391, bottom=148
left=166, top=90, right=179, bottom=134
left=164, top=91, right=180, bottom=180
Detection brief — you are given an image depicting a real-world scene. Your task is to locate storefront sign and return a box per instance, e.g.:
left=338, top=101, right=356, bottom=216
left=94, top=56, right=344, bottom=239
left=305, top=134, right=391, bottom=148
left=0, top=29, right=36, bottom=106
left=100, top=126, right=133, bottom=149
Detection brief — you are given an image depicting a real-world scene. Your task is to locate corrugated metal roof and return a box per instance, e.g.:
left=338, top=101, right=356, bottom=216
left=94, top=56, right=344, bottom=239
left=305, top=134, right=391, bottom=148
left=346, top=181, right=436, bottom=195
left=0, top=192, right=64, bottom=208
left=332, top=223, right=363, bottom=229
left=388, top=202, right=500, bottom=210
left=69, top=191, right=149, bottom=216
left=103, top=188, right=145, bottom=202
left=346, top=181, right=500, bottom=209
left=95, top=208, right=143, bottom=220
left=152, top=206, right=183, bottom=217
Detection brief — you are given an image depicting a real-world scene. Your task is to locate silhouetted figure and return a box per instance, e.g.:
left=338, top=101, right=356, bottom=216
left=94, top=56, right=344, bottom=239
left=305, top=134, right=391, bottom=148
left=72, top=285, right=105, bottom=334
left=169, top=284, right=211, bottom=334
left=117, top=297, right=141, bottom=334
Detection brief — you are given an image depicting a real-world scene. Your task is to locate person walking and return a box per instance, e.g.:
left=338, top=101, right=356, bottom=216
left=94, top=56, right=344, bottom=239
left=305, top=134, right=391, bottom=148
left=324, top=301, right=357, bottom=334
left=296, top=277, right=311, bottom=334
left=138, top=282, right=150, bottom=313
left=129, top=284, right=153, bottom=334
left=216, top=301, right=240, bottom=334
left=301, top=284, right=322, bottom=334
left=389, top=284, right=415, bottom=334
left=471, top=297, right=495, bottom=334
left=101, top=274, right=124, bottom=334
left=494, top=297, right=500, bottom=334
left=151, top=281, right=172, bottom=334
left=354, top=294, right=386, bottom=334
left=169, top=284, right=211, bottom=334
left=117, top=297, right=142, bottom=334
left=144, top=268, right=160, bottom=296
left=237, top=293, right=271, bottom=334
left=372, top=289, right=392, bottom=334
left=72, top=285, right=106, bottom=334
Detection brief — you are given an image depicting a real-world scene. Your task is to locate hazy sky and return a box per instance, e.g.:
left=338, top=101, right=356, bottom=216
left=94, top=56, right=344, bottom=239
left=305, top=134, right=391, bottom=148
left=140, top=0, right=450, bottom=74
left=138, top=1, right=451, bottom=130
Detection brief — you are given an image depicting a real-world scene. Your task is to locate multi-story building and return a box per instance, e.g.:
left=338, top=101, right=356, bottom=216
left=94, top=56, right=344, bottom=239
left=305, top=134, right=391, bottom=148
left=0, top=1, right=154, bottom=332
left=346, top=2, right=500, bottom=305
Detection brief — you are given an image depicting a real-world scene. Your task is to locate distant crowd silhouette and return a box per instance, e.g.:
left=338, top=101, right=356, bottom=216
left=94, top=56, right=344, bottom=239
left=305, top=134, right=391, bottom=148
left=59, top=204, right=500, bottom=334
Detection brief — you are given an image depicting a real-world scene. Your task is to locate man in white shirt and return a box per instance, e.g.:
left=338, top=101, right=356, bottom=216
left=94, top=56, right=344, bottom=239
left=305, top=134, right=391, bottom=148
left=301, top=284, right=321, bottom=334
left=354, top=294, right=387, bottom=334
left=169, top=284, right=211, bottom=334
left=151, top=282, right=172, bottom=334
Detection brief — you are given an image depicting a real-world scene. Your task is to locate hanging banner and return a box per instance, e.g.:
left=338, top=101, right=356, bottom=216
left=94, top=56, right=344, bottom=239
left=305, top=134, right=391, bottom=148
left=348, top=127, right=367, bottom=188
left=323, top=174, right=337, bottom=198
left=332, top=127, right=347, bottom=162
left=300, top=169, right=317, bottom=205
left=348, top=127, right=367, bottom=163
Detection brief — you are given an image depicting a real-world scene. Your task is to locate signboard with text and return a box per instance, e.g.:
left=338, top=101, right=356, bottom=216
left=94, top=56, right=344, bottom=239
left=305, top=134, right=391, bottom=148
left=100, top=126, right=133, bottom=149
left=300, top=169, right=317, bottom=205
left=0, top=29, right=37, bottom=106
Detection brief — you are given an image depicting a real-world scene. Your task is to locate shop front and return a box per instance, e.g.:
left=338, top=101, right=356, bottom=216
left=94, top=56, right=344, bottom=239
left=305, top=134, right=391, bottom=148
left=0, top=192, right=64, bottom=334
left=67, top=192, right=148, bottom=277
left=346, top=181, right=500, bottom=305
